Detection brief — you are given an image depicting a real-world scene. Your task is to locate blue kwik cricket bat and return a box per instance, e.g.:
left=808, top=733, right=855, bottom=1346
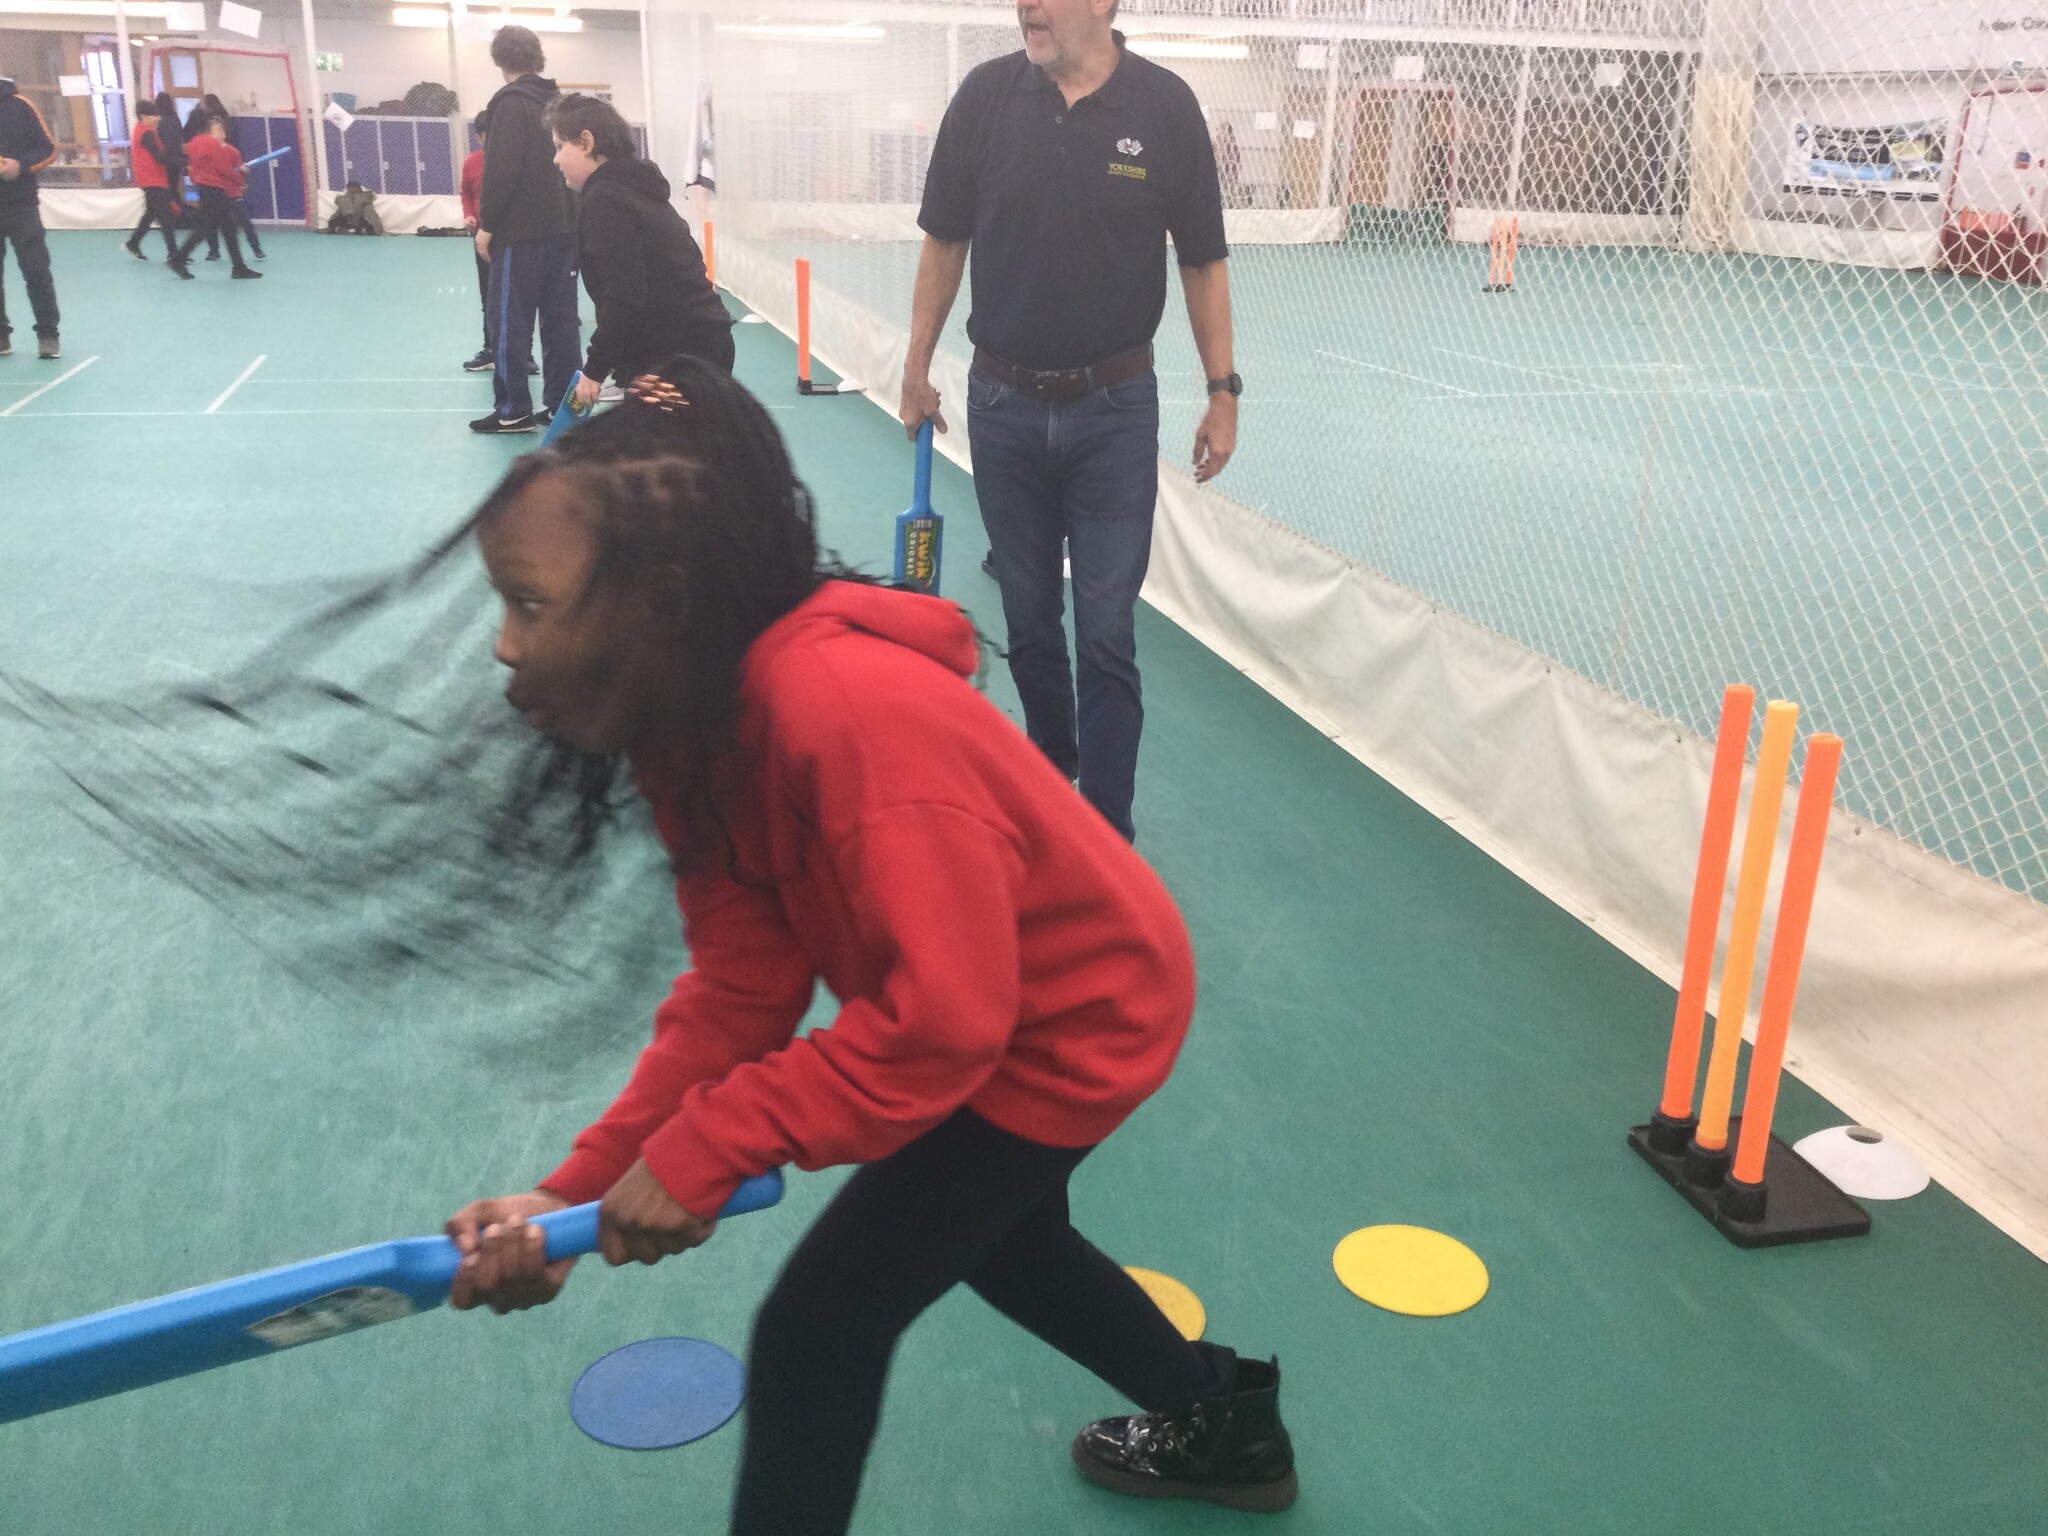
left=893, top=420, right=944, bottom=594
left=0, top=1170, right=783, bottom=1423
left=239, top=145, right=295, bottom=172
left=542, top=370, right=594, bottom=445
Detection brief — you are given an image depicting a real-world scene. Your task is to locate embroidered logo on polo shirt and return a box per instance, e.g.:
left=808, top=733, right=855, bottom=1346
left=1108, top=161, right=1148, bottom=181
left=1117, top=137, right=1143, bottom=156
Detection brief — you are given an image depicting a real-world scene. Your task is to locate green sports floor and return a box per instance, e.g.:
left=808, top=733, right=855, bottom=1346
left=2, top=231, right=2046, bottom=1535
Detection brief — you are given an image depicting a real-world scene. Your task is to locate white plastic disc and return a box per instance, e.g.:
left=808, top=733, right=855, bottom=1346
left=1792, top=1125, right=1931, bottom=1201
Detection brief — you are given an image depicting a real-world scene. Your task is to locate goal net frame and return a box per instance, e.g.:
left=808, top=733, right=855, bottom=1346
left=1939, top=81, right=2048, bottom=284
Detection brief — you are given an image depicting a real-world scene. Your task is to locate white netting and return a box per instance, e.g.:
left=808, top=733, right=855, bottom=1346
left=691, top=0, right=2046, bottom=907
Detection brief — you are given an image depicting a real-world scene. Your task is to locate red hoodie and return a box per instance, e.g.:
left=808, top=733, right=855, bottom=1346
left=185, top=133, right=245, bottom=195
left=460, top=147, right=484, bottom=226
left=542, top=582, right=1196, bottom=1217
left=130, top=119, right=171, bottom=190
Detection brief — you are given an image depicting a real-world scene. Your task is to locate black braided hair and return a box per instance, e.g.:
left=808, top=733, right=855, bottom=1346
left=0, top=356, right=854, bottom=994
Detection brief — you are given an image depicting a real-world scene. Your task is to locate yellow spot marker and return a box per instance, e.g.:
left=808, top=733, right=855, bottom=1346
left=1124, top=1267, right=1206, bottom=1341
left=1332, top=1226, right=1489, bottom=1317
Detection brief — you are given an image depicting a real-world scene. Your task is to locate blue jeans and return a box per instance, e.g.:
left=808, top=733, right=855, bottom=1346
left=966, top=364, right=1160, bottom=841
left=490, top=233, right=580, bottom=420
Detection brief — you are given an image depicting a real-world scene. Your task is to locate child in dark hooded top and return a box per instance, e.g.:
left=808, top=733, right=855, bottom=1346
left=546, top=92, right=734, bottom=410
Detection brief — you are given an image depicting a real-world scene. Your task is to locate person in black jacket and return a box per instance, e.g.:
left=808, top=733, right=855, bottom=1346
left=471, top=25, right=580, bottom=435
left=545, top=93, right=733, bottom=410
left=124, top=95, right=188, bottom=267
left=0, top=74, right=61, bottom=359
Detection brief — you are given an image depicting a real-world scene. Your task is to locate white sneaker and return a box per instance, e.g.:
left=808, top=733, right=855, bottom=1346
left=597, top=383, right=624, bottom=403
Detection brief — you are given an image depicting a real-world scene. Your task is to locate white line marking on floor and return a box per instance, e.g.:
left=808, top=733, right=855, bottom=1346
left=206, top=355, right=268, bottom=414
left=0, top=355, right=99, bottom=417
left=1435, top=346, right=1619, bottom=393
left=244, top=377, right=492, bottom=385
left=1312, top=348, right=1477, bottom=397
left=1756, top=342, right=2005, bottom=394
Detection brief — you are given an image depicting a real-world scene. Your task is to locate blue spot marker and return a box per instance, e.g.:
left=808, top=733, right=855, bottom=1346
left=569, top=1337, right=746, bottom=1450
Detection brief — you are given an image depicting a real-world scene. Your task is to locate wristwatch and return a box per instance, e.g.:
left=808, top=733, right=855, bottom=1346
left=1207, top=372, right=1243, bottom=397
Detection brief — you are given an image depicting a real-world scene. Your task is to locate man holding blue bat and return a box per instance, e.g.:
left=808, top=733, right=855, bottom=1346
left=899, top=0, right=1241, bottom=844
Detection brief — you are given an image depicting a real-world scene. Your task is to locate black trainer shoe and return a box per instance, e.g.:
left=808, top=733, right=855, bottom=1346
left=1071, top=1356, right=1297, bottom=1513
left=469, top=412, right=537, bottom=435
left=0, top=336, right=11, bottom=356
left=526, top=360, right=540, bottom=376
left=171, top=260, right=195, bottom=280
left=38, top=336, right=60, bottom=360
left=123, top=240, right=146, bottom=261
left=231, top=267, right=263, bottom=280
left=205, top=251, right=221, bottom=261
left=463, top=349, right=495, bottom=372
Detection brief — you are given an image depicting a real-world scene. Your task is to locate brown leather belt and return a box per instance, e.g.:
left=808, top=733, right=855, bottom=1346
left=972, top=344, right=1153, bottom=403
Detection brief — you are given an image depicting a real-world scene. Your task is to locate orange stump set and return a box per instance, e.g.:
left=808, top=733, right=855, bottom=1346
left=1484, top=215, right=1518, bottom=293
left=1628, top=685, right=1870, bottom=1248
left=794, top=257, right=859, bottom=397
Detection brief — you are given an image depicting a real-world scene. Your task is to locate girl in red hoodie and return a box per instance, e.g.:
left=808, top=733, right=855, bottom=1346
left=444, top=360, right=1294, bottom=1531
left=122, top=96, right=184, bottom=266
left=174, top=117, right=259, bottom=279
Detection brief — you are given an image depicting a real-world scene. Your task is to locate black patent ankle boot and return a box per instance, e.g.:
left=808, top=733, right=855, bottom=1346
left=1070, top=1353, right=1298, bottom=1513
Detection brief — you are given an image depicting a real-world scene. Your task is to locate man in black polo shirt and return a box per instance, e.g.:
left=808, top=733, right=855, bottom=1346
left=901, top=0, right=1242, bottom=845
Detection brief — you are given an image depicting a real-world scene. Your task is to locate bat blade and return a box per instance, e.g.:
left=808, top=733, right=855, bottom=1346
left=0, top=1170, right=782, bottom=1423
left=541, top=371, right=594, bottom=445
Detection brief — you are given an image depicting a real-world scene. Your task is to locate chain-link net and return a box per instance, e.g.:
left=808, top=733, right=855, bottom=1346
left=697, top=0, right=2046, bottom=906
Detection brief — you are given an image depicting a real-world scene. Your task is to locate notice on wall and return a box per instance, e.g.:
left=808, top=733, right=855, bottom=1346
left=1783, top=120, right=1947, bottom=200
left=1392, top=55, right=1426, bottom=81
left=59, top=75, right=92, bottom=97
left=1296, top=43, right=1328, bottom=71
left=217, top=1, right=262, bottom=38
left=163, top=1, right=206, bottom=33
left=315, top=52, right=344, bottom=72
left=323, top=100, right=356, bottom=132
left=1253, top=111, right=1277, bottom=131
left=1292, top=119, right=1317, bottom=139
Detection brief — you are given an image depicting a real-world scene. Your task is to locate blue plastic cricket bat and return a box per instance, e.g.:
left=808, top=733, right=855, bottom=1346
left=542, top=370, right=595, bottom=445
left=893, top=420, right=944, bottom=594
left=0, top=1170, right=783, bottom=1424
left=240, top=144, right=295, bottom=172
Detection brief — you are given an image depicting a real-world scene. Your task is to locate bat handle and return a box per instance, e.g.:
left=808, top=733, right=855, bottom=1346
left=912, top=419, right=933, bottom=512
left=531, top=1170, right=786, bottom=1263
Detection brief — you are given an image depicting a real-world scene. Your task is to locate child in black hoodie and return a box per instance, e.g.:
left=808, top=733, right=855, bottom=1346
left=545, top=92, right=733, bottom=411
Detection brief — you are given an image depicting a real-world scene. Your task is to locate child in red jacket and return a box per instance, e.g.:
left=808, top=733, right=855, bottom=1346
left=122, top=97, right=183, bottom=266
left=443, top=360, right=1295, bottom=1531
left=459, top=109, right=492, bottom=370
left=174, top=117, right=260, bottom=279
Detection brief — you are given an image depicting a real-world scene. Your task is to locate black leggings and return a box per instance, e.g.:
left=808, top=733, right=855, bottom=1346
left=177, top=187, right=247, bottom=270
left=130, top=186, right=182, bottom=261
left=732, top=1108, right=1223, bottom=1536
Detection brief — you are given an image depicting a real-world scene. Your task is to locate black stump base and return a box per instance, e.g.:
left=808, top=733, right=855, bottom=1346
left=1628, top=1116, right=1871, bottom=1249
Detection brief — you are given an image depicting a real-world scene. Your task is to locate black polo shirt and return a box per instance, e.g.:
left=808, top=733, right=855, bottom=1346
left=918, top=35, right=1228, bottom=372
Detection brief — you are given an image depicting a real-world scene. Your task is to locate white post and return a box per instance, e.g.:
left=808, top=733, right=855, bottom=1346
left=1318, top=38, right=1340, bottom=208
left=301, top=0, right=329, bottom=202
left=113, top=0, right=138, bottom=151
left=446, top=10, right=466, bottom=199
left=1505, top=46, right=1532, bottom=210
left=638, top=0, right=655, bottom=164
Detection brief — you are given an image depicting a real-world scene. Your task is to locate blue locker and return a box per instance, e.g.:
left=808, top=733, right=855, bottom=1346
left=419, top=122, right=456, bottom=195
left=231, top=115, right=275, bottom=219
left=269, top=118, right=307, bottom=222
left=322, top=121, right=345, bottom=190
left=379, top=120, right=420, bottom=195
left=343, top=121, right=381, bottom=189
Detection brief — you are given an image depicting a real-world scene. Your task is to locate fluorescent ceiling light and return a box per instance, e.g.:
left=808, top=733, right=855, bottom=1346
left=714, top=22, right=885, bottom=41
left=1126, top=38, right=1250, bottom=60
left=3, top=0, right=171, bottom=13
left=393, top=5, right=582, bottom=28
